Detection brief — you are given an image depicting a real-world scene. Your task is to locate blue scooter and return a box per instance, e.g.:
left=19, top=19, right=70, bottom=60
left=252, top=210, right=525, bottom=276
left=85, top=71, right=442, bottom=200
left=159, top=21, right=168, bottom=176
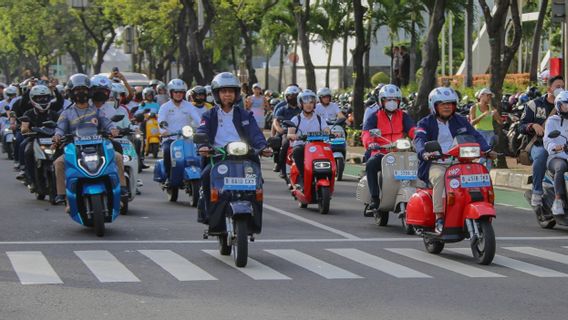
left=327, top=118, right=347, bottom=181
left=153, top=123, right=201, bottom=206
left=62, top=117, right=123, bottom=237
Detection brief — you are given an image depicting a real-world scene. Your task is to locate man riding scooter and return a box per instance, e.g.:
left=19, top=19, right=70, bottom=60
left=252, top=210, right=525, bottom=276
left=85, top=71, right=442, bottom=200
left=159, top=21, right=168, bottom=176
left=362, top=84, right=416, bottom=213
left=271, top=85, right=301, bottom=176
left=414, top=87, right=497, bottom=234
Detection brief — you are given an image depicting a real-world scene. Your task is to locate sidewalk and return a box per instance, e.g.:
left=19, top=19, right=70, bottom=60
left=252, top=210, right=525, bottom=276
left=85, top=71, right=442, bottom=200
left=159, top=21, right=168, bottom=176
left=346, top=145, right=532, bottom=191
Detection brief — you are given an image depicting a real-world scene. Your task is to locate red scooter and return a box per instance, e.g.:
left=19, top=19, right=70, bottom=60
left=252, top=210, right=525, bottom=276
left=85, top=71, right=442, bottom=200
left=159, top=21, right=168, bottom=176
left=405, top=135, right=497, bottom=265
left=283, top=122, right=336, bottom=214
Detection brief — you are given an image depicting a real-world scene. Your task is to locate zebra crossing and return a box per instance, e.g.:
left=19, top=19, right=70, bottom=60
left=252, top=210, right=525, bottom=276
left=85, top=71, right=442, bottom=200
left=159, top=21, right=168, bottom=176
left=3, top=246, right=568, bottom=285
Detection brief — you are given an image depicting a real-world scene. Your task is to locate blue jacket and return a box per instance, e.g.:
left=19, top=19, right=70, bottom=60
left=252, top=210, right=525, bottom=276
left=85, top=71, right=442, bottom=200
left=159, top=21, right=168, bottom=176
left=517, top=94, right=555, bottom=146
left=414, top=114, right=491, bottom=182
left=197, top=104, right=267, bottom=153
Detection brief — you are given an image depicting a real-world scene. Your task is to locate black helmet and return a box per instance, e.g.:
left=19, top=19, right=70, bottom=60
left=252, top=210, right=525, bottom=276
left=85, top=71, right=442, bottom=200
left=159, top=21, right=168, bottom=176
left=190, top=85, right=207, bottom=103
left=67, top=73, right=91, bottom=91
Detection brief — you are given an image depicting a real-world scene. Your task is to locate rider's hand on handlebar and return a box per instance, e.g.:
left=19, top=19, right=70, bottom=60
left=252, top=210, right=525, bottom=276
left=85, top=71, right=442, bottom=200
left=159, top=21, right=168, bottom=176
left=287, top=133, right=297, bottom=141
left=198, top=146, right=212, bottom=157
left=261, top=148, right=273, bottom=157
left=323, top=127, right=331, bottom=135
left=52, top=134, right=61, bottom=144
left=555, top=145, right=564, bottom=152
left=487, top=151, right=499, bottom=160
left=531, top=123, right=544, bottom=136
left=368, top=143, right=379, bottom=150
left=110, top=128, right=119, bottom=137
left=422, top=152, right=439, bottom=161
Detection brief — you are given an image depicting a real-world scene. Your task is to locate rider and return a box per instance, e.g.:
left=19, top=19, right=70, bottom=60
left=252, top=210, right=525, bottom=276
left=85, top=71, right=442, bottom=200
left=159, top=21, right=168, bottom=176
left=315, top=87, right=344, bottom=121
left=287, top=89, right=331, bottom=183
left=196, top=72, right=271, bottom=216
left=155, top=83, right=169, bottom=106
left=363, top=84, right=385, bottom=124
left=19, top=85, right=60, bottom=191
left=157, top=79, right=201, bottom=183
left=543, top=90, right=568, bottom=216
left=187, top=85, right=212, bottom=120
left=0, top=85, right=18, bottom=110
left=272, top=85, right=301, bottom=175
left=414, top=87, right=495, bottom=234
left=52, top=73, right=127, bottom=206
left=362, top=84, right=416, bottom=211
left=137, top=87, right=160, bottom=115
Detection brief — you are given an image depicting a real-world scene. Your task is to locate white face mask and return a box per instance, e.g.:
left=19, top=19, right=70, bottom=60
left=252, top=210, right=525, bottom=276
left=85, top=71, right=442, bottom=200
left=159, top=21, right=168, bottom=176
left=384, top=100, right=398, bottom=112
left=206, top=96, right=214, bottom=103
left=554, top=88, right=564, bottom=98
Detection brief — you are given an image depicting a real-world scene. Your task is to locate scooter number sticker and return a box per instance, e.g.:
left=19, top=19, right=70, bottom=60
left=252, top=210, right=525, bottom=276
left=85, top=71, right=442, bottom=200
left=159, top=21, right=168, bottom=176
left=460, top=174, right=491, bottom=188
left=393, top=170, right=417, bottom=180
left=39, top=138, right=53, bottom=145
left=224, top=177, right=256, bottom=190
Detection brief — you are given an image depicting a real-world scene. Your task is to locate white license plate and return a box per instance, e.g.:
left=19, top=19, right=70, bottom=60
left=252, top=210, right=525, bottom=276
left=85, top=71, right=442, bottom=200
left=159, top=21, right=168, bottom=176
left=460, top=174, right=491, bottom=188
left=224, top=177, right=256, bottom=190
left=394, top=170, right=417, bottom=180
left=39, top=138, right=53, bottom=145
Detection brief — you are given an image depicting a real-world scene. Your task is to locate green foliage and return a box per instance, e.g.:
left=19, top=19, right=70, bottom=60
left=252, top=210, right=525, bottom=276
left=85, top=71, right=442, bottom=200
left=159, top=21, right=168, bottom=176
left=370, top=72, right=389, bottom=87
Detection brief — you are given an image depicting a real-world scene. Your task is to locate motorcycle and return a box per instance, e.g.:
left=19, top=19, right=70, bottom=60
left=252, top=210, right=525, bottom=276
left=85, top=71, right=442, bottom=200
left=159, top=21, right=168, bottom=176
left=153, top=123, right=201, bottom=206
left=282, top=120, right=336, bottom=214
left=25, top=120, right=58, bottom=204
left=356, top=129, right=418, bottom=234
left=405, top=135, right=497, bottom=265
left=1, top=114, right=15, bottom=160
left=524, top=129, right=568, bottom=229
left=145, top=113, right=160, bottom=159
left=327, top=118, right=347, bottom=181
left=506, top=104, right=524, bottom=157
left=114, top=127, right=140, bottom=214
left=61, top=115, right=125, bottom=237
left=195, top=133, right=264, bottom=268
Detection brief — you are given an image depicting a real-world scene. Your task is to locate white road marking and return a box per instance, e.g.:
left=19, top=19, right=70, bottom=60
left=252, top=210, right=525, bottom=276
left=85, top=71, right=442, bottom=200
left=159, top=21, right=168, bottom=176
left=75, top=250, right=140, bottom=283
left=203, top=250, right=290, bottom=280
left=139, top=250, right=216, bottom=281
left=327, top=248, right=431, bottom=278
left=503, top=247, right=568, bottom=265
left=263, top=204, right=360, bottom=240
left=386, top=248, right=505, bottom=278
left=265, top=249, right=362, bottom=279
left=6, top=251, right=63, bottom=285
left=448, top=248, right=568, bottom=278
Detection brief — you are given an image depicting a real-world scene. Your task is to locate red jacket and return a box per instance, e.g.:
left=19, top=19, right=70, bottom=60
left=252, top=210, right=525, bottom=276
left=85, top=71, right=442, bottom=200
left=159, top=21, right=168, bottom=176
left=362, top=109, right=416, bottom=154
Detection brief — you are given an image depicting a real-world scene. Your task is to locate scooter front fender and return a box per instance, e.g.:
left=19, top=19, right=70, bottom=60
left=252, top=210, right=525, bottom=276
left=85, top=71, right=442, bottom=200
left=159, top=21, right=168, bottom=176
left=229, top=201, right=253, bottom=217
left=464, top=202, right=496, bottom=220
left=316, top=178, right=330, bottom=188
left=83, top=183, right=106, bottom=195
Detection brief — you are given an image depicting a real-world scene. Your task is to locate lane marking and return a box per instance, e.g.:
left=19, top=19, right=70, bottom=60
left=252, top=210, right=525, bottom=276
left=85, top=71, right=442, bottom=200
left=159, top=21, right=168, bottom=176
left=265, top=249, right=362, bottom=279
left=203, top=250, right=290, bottom=280
left=263, top=204, right=360, bottom=239
left=139, top=250, right=216, bottom=281
left=386, top=248, right=505, bottom=278
left=6, top=251, right=63, bottom=285
left=327, top=248, right=431, bottom=278
left=503, top=247, right=568, bottom=265
left=448, top=248, right=568, bottom=278
left=75, top=250, right=140, bottom=283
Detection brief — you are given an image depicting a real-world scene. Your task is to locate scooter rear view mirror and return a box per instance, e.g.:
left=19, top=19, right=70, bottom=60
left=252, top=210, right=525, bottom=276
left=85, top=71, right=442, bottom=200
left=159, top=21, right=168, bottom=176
left=283, top=120, right=296, bottom=128
left=159, top=121, right=169, bottom=129
left=424, top=141, right=442, bottom=153
left=548, top=130, right=561, bottom=139
left=193, top=133, right=209, bottom=144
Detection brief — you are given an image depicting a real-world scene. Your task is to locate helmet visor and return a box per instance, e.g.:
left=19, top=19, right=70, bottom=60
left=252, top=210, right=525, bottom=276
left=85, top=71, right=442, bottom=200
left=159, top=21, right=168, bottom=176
left=300, top=95, right=317, bottom=104
left=32, top=95, right=52, bottom=105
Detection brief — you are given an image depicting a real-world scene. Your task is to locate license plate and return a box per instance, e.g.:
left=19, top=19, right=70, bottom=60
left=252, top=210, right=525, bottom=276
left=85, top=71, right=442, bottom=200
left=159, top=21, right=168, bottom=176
left=460, top=174, right=491, bottom=188
left=224, top=177, right=256, bottom=190
left=75, top=135, right=102, bottom=145
left=394, top=170, right=417, bottom=180
left=39, top=138, right=53, bottom=145
left=331, top=138, right=345, bottom=144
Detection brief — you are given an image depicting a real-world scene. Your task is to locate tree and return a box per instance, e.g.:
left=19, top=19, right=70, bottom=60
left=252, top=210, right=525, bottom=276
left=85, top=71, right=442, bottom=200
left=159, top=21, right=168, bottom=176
left=293, top=0, right=317, bottom=90
left=529, top=0, right=548, bottom=82
left=352, top=0, right=367, bottom=128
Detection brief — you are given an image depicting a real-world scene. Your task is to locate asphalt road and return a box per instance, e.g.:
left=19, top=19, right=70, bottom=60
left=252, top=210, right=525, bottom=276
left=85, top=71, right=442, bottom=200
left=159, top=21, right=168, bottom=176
left=0, top=156, right=567, bottom=320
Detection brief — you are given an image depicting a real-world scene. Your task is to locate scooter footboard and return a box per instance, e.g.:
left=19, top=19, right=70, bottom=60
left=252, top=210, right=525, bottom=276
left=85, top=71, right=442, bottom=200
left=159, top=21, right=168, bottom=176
left=463, top=202, right=496, bottom=220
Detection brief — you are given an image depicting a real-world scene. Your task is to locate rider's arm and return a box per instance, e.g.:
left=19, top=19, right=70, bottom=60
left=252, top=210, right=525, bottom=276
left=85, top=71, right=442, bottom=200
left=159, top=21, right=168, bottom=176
left=518, top=101, right=537, bottom=134
left=361, top=112, right=378, bottom=149
left=157, top=104, right=168, bottom=135
left=272, top=108, right=284, bottom=134
left=55, top=110, right=69, bottom=137
left=544, top=117, right=563, bottom=153
left=402, top=112, right=417, bottom=139
left=413, top=117, right=431, bottom=161
left=196, top=109, right=211, bottom=150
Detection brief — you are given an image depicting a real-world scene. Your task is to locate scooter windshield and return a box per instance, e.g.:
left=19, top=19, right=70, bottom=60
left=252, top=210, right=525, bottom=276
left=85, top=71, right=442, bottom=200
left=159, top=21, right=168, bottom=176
left=452, top=134, right=476, bottom=146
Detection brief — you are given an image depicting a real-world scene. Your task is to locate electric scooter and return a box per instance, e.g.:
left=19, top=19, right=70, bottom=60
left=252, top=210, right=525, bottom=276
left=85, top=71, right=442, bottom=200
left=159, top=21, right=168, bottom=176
left=114, top=127, right=140, bottom=214
left=327, top=118, right=347, bottom=181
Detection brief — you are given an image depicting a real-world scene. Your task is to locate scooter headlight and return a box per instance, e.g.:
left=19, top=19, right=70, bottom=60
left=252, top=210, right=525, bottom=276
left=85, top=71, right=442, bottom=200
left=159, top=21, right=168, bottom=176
left=395, top=139, right=411, bottom=151
left=181, top=126, right=193, bottom=138
left=313, top=160, right=332, bottom=172
left=459, top=146, right=480, bottom=158
left=123, top=154, right=131, bottom=162
left=226, top=142, right=249, bottom=156
left=79, top=152, right=105, bottom=175
left=331, top=126, right=345, bottom=138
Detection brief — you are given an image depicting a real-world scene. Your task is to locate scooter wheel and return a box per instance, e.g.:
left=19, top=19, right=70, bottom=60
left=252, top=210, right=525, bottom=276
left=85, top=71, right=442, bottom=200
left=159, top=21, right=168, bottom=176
left=167, top=187, right=179, bottom=202
left=374, top=210, right=389, bottom=226
left=120, top=199, right=129, bottom=215
left=424, top=238, right=444, bottom=254
left=318, top=186, right=331, bottom=214
left=471, top=218, right=496, bottom=265
left=299, top=202, right=308, bottom=209
left=400, top=214, right=415, bottom=235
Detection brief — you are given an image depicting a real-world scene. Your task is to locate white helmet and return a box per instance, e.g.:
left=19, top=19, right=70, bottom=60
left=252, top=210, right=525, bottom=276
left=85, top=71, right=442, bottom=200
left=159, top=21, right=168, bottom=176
left=378, top=84, right=402, bottom=110
left=142, top=87, right=155, bottom=99
left=554, top=90, right=568, bottom=118
left=111, top=83, right=127, bottom=98
left=4, top=85, right=18, bottom=99
left=428, top=87, right=458, bottom=115
left=90, top=75, right=112, bottom=91
left=167, top=79, right=188, bottom=93
left=284, top=85, right=300, bottom=97
left=298, top=89, right=317, bottom=106
left=29, top=85, right=54, bottom=111
left=317, top=87, right=332, bottom=100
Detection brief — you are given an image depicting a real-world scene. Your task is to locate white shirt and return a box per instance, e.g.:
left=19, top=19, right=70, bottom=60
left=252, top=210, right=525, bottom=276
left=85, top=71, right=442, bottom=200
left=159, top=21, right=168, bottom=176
left=158, top=100, right=201, bottom=135
left=290, top=112, right=329, bottom=147
left=214, top=107, right=240, bottom=147
left=97, top=102, right=117, bottom=120
left=435, top=119, right=454, bottom=164
left=315, top=102, right=340, bottom=121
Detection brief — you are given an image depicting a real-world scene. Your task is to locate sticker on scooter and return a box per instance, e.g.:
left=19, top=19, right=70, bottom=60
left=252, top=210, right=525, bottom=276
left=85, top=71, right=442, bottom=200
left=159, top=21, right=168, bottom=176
left=217, top=164, right=228, bottom=174
left=309, top=146, right=317, bottom=152
left=224, top=177, right=256, bottom=191
left=448, top=167, right=461, bottom=176
left=385, top=155, right=396, bottom=164
left=449, top=178, right=460, bottom=189
left=460, top=173, right=491, bottom=188
left=393, top=170, right=417, bottom=180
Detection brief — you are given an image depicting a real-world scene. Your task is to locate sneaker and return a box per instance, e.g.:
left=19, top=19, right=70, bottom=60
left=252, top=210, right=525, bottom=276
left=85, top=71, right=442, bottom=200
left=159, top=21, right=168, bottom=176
left=531, top=193, right=543, bottom=207
left=140, top=163, right=150, bottom=169
left=15, top=171, right=26, bottom=181
left=435, top=218, right=444, bottom=234
left=13, top=163, right=20, bottom=170
left=552, top=199, right=565, bottom=216
left=54, top=195, right=66, bottom=205
left=273, top=163, right=281, bottom=172
left=368, top=197, right=380, bottom=210
left=120, top=186, right=129, bottom=199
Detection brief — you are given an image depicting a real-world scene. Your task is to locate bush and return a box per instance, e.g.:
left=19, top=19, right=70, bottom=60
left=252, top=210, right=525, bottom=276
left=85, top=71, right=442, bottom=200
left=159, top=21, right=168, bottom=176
left=370, top=72, right=390, bottom=87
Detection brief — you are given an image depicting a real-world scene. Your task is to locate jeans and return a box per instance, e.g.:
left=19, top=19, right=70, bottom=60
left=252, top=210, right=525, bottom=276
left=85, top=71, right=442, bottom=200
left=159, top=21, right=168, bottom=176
left=279, top=135, right=291, bottom=175
left=292, top=144, right=305, bottom=178
left=548, top=158, right=568, bottom=198
left=162, top=139, right=173, bottom=179
left=365, top=153, right=384, bottom=198
left=18, top=137, right=31, bottom=167
left=13, top=131, right=23, bottom=163
left=477, top=130, right=495, bottom=171
left=530, top=145, right=548, bottom=194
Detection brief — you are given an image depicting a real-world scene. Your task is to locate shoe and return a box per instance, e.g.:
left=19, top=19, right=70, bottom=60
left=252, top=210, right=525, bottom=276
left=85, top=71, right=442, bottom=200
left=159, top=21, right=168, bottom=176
left=120, top=186, right=129, bottom=199
left=368, top=197, right=380, bottom=210
left=15, top=171, right=26, bottom=181
left=552, top=199, right=565, bottom=216
left=13, top=163, right=20, bottom=170
left=27, top=183, right=36, bottom=194
left=273, top=164, right=281, bottom=172
left=141, top=163, right=150, bottom=169
left=435, top=218, right=444, bottom=234
left=531, top=193, right=543, bottom=207
left=54, top=195, right=66, bottom=205
left=279, top=172, right=286, bottom=179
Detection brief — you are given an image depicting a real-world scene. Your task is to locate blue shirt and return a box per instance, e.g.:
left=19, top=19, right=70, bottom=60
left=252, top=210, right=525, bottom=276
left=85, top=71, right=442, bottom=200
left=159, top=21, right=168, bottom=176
left=136, top=101, right=160, bottom=115
left=274, top=104, right=301, bottom=129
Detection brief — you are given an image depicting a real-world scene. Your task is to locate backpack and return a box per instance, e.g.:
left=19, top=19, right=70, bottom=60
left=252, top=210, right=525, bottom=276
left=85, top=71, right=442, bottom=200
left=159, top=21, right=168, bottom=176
left=295, top=114, right=322, bottom=134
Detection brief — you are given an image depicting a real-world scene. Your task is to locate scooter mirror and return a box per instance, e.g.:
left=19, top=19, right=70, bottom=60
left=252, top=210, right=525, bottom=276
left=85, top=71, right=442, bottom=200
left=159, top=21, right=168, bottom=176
left=193, top=132, right=209, bottom=144
left=18, top=116, right=30, bottom=123
left=548, top=130, right=561, bottom=139
left=42, top=121, right=57, bottom=129
left=283, top=120, right=296, bottom=128
left=159, top=121, right=169, bottom=129
left=369, top=129, right=382, bottom=137
left=424, top=141, right=442, bottom=153
left=110, top=114, right=125, bottom=122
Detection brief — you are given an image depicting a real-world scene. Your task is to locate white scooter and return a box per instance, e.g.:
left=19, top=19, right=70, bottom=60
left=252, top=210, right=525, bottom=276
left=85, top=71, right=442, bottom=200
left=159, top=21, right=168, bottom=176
left=356, top=129, right=418, bottom=234
left=114, top=127, right=141, bottom=214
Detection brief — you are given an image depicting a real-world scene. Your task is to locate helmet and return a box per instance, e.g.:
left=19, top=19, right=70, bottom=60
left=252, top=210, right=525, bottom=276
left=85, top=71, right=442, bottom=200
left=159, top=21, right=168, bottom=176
left=204, top=85, right=212, bottom=94
left=90, top=75, right=112, bottom=91
left=0, top=82, right=6, bottom=88
left=284, top=85, right=300, bottom=97
left=477, top=88, right=494, bottom=99
left=167, top=79, right=188, bottom=93
left=55, top=84, right=65, bottom=94
left=29, top=85, right=53, bottom=111
left=317, top=87, right=332, bottom=100
left=142, top=87, right=155, bottom=99
left=378, top=84, right=402, bottom=103
left=428, top=87, right=458, bottom=115
left=149, top=79, right=161, bottom=86
left=211, top=72, right=241, bottom=104
left=297, top=89, right=317, bottom=106
left=4, top=85, right=18, bottom=99
left=66, top=73, right=91, bottom=91
left=554, top=90, right=568, bottom=118
left=189, top=85, right=207, bottom=103
left=518, top=93, right=530, bottom=105
left=269, top=98, right=281, bottom=106
left=252, top=83, right=262, bottom=90
left=111, top=83, right=127, bottom=99
left=156, top=83, right=166, bottom=93
left=373, top=83, right=386, bottom=100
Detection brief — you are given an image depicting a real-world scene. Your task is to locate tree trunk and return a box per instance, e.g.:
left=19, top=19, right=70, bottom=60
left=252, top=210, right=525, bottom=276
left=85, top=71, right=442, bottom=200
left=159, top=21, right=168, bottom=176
left=292, top=41, right=298, bottom=84
left=265, top=51, right=271, bottom=89
left=364, top=17, right=373, bottom=87
left=352, top=0, right=367, bottom=129
left=67, top=49, right=85, bottom=74
left=409, top=20, right=417, bottom=84
left=242, top=30, right=258, bottom=86
left=294, top=0, right=316, bottom=90
left=390, top=38, right=394, bottom=84
left=177, top=7, right=193, bottom=84
left=278, top=43, right=285, bottom=92
left=342, top=32, right=349, bottom=89
left=415, top=0, right=446, bottom=120
left=182, top=0, right=216, bottom=84
left=93, top=45, right=104, bottom=74
left=326, top=45, right=333, bottom=88
left=464, top=0, right=473, bottom=87
left=231, top=45, right=238, bottom=75
left=529, top=0, right=548, bottom=83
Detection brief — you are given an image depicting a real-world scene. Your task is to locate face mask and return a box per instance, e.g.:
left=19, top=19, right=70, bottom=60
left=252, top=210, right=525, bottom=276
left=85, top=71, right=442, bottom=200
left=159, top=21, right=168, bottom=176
left=193, top=97, right=204, bottom=104
left=384, top=100, right=398, bottom=112
left=206, top=96, right=214, bottom=103
left=74, top=92, right=89, bottom=104
left=92, top=91, right=109, bottom=103
left=554, top=88, right=564, bottom=98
